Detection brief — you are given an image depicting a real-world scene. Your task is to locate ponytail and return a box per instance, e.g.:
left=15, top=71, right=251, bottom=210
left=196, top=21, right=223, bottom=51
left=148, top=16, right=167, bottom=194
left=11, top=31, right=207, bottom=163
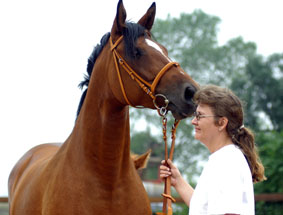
left=232, top=127, right=266, bottom=183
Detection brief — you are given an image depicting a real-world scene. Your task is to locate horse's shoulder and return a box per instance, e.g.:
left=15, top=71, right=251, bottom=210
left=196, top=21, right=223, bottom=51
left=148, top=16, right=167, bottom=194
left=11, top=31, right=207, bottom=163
left=9, top=143, right=61, bottom=186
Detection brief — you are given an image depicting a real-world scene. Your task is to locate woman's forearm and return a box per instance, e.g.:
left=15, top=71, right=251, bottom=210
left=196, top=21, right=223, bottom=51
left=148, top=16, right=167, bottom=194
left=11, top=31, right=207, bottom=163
left=174, top=177, right=194, bottom=207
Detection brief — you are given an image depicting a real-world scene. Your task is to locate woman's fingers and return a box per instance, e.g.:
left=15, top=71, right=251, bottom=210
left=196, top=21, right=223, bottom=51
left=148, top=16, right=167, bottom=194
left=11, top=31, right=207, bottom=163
left=160, top=168, right=171, bottom=174
left=161, top=159, right=175, bottom=168
left=159, top=160, right=179, bottom=187
left=160, top=167, right=170, bottom=174
left=160, top=164, right=169, bottom=170
left=159, top=163, right=171, bottom=178
left=160, top=171, right=171, bottom=178
left=167, top=159, right=176, bottom=169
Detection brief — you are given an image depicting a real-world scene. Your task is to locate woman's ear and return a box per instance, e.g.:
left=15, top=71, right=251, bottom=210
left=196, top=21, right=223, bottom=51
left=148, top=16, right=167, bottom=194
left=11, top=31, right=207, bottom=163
left=218, top=117, right=228, bottom=132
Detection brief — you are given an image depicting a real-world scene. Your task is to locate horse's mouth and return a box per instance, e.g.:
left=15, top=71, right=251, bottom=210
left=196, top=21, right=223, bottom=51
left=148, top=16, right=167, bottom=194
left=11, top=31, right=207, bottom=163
left=171, top=111, right=191, bottom=120
left=168, top=103, right=195, bottom=120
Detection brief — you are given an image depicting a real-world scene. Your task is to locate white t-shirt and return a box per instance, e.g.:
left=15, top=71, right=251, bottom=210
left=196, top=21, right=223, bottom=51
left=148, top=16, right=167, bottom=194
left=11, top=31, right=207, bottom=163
left=189, top=144, right=254, bottom=215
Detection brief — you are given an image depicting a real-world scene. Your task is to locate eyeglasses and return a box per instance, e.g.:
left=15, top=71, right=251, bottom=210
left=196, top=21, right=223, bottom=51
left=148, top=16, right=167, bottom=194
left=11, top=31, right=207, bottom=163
left=193, top=112, right=217, bottom=121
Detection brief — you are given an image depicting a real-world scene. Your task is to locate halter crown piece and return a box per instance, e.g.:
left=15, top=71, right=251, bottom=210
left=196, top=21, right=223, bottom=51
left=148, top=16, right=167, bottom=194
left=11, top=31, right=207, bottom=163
left=110, top=36, right=181, bottom=215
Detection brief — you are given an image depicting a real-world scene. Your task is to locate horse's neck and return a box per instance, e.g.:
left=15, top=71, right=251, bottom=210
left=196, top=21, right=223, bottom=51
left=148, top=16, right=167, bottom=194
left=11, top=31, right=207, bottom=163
left=75, top=100, right=130, bottom=163
left=64, top=58, right=131, bottom=179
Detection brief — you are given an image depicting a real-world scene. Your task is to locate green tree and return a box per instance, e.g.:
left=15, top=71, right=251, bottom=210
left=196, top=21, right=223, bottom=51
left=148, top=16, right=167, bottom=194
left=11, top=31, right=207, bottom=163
left=153, top=11, right=257, bottom=86
left=254, top=131, right=283, bottom=214
left=130, top=128, right=164, bottom=157
left=231, top=54, right=283, bottom=131
left=255, top=131, right=283, bottom=193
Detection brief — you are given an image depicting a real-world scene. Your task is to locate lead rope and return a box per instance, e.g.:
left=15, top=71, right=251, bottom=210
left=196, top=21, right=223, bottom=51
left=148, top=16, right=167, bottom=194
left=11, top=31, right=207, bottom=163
left=155, top=110, right=180, bottom=215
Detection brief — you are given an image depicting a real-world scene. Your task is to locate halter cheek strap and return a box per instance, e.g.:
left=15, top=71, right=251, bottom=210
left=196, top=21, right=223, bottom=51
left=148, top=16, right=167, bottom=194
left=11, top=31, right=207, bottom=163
left=110, top=36, right=179, bottom=107
left=151, top=62, right=179, bottom=93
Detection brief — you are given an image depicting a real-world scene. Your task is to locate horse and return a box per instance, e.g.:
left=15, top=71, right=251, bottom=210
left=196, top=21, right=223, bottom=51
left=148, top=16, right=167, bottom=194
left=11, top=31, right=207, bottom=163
left=8, top=1, right=199, bottom=214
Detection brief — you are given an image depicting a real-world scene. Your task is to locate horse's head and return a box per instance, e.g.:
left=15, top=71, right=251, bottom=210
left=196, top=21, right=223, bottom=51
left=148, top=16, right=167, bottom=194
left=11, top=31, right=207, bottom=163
left=109, top=0, right=199, bottom=119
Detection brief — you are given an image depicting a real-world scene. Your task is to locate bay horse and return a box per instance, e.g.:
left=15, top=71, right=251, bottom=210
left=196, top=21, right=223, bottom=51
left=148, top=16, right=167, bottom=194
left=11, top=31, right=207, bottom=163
left=8, top=1, right=198, bottom=214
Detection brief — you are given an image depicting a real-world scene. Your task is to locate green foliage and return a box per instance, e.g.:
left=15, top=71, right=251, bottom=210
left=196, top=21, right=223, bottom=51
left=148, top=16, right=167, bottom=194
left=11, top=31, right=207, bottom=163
left=255, top=131, right=283, bottom=193
left=231, top=54, right=283, bottom=131
left=152, top=11, right=257, bottom=86
left=153, top=11, right=220, bottom=83
left=130, top=127, right=164, bottom=157
left=253, top=131, right=283, bottom=214
left=255, top=202, right=283, bottom=215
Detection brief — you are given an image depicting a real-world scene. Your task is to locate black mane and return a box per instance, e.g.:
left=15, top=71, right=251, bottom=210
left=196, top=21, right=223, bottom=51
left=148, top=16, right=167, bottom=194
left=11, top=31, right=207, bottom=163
left=76, top=22, right=146, bottom=118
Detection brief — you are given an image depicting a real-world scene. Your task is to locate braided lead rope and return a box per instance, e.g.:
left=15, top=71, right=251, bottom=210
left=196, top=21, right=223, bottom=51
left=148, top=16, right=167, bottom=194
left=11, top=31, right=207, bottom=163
left=169, top=120, right=181, bottom=160
left=156, top=119, right=180, bottom=215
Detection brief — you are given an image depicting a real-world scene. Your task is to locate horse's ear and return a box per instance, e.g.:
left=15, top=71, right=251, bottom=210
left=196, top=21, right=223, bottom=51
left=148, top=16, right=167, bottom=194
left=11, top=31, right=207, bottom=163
left=131, top=149, right=151, bottom=170
left=111, top=0, right=127, bottom=39
left=138, top=2, right=156, bottom=31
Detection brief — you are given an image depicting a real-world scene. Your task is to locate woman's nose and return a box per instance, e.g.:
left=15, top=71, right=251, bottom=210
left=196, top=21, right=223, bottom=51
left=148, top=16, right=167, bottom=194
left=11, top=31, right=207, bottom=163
left=191, top=116, right=198, bottom=125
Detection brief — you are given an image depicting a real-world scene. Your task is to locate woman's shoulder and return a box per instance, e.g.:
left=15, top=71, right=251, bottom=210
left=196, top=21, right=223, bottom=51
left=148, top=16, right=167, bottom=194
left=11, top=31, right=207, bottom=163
left=208, top=144, right=249, bottom=174
left=210, top=144, right=243, bottom=161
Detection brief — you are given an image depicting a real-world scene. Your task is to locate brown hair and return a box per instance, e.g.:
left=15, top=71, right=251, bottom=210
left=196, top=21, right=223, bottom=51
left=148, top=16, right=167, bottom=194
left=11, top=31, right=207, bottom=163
left=194, top=85, right=266, bottom=183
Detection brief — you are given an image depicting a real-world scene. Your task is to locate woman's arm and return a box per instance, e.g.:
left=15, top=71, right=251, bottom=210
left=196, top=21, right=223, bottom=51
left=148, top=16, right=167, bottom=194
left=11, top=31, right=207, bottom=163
left=159, top=159, right=194, bottom=207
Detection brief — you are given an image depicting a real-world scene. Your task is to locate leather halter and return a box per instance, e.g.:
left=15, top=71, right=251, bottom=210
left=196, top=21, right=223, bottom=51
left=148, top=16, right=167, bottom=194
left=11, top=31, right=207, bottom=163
left=110, top=35, right=179, bottom=108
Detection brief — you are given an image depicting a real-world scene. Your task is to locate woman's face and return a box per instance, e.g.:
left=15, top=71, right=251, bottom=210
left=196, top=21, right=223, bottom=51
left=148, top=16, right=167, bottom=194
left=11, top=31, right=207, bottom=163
left=191, top=103, right=219, bottom=145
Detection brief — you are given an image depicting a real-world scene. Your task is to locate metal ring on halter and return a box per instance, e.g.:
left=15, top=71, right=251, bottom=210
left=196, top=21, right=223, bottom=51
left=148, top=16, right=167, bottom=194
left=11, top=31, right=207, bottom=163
left=153, top=94, right=169, bottom=116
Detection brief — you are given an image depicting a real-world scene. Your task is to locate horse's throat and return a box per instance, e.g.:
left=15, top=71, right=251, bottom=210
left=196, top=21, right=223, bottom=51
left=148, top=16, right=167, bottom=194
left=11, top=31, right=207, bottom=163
left=69, top=96, right=132, bottom=170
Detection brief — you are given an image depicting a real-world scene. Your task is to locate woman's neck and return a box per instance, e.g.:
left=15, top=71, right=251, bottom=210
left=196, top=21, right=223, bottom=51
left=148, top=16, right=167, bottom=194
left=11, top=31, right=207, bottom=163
left=206, top=132, right=233, bottom=154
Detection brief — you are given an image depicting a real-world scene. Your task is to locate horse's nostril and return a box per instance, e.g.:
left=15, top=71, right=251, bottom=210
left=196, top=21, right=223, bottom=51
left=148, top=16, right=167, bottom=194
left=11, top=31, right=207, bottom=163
left=184, top=86, right=195, bottom=101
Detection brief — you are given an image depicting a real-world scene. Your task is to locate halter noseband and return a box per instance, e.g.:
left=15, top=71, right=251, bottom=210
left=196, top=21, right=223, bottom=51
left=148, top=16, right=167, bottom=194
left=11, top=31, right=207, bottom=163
left=110, top=35, right=179, bottom=111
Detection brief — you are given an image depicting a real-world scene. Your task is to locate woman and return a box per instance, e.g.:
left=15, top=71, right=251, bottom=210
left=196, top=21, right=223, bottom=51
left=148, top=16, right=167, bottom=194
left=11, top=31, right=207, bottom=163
left=160, top=85, right=265, bottom=215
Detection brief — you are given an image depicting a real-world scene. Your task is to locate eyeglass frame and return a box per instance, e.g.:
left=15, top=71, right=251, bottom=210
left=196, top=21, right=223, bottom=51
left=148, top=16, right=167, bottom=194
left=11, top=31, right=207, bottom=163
left=193, top=112, right=218, bottom=121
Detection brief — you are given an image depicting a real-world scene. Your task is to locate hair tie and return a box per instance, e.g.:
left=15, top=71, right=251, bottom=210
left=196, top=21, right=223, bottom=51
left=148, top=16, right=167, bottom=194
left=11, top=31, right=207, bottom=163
left=239, top=124, right=245, bottom=130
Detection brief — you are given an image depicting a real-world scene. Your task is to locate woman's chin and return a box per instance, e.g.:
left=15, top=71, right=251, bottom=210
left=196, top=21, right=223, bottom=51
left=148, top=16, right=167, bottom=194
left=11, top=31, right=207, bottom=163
left=194, top=134, right=200, bottom=141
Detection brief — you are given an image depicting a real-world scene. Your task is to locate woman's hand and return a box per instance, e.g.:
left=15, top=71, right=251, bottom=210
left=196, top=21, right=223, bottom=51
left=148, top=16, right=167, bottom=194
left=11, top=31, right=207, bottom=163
left=160, top=159, right=194, bottom=207
left=159, top=159, right=182, bottom=187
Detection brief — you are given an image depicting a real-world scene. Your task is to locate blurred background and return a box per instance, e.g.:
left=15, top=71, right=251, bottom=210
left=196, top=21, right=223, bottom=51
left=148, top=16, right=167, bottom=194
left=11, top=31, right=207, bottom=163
left=1, top=0, right=282, bottom=214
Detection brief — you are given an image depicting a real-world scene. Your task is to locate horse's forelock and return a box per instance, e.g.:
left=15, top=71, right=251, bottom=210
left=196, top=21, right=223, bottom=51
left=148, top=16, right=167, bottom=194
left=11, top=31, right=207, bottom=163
left=123, top=22, right=146, bottom=59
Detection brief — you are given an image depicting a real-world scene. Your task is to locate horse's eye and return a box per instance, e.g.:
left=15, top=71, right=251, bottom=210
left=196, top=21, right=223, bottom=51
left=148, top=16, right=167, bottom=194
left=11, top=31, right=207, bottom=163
left=134, top=48, right=143, bottom=58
